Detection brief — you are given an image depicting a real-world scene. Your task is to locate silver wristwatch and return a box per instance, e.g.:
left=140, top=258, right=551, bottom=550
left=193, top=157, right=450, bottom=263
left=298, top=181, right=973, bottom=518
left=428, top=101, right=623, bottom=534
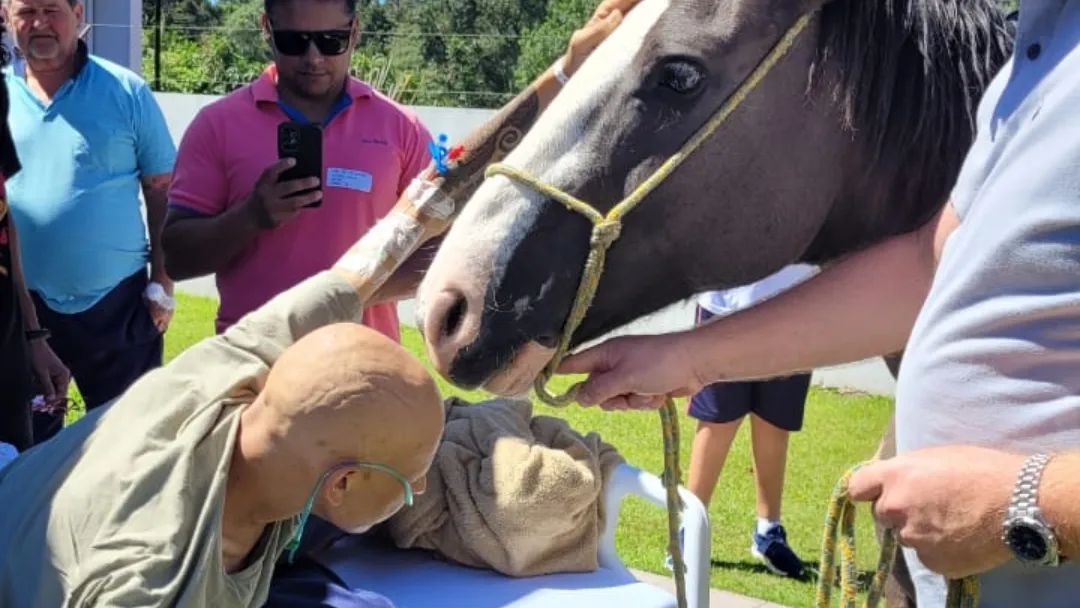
left=1001, top=453, right=1060, bottom=566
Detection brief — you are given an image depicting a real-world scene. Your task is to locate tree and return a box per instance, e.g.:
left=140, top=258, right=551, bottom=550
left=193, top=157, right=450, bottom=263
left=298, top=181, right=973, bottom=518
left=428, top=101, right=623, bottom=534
left=141, top=0, right=589, bottom=107
left=514, top=0, right=597, bottom=90
left=142, top=0, right=220, bottom=31
left=385, top=0, right=548, bottom=106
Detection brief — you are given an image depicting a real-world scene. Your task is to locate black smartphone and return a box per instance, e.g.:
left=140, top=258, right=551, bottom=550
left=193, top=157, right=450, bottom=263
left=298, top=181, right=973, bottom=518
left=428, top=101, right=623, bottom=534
left=277, top=121, right=323, bottom=208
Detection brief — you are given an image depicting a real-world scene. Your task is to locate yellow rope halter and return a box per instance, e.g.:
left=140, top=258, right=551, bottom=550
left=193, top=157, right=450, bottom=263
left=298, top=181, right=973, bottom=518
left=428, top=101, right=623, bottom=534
left=482, top=9, right=977, bottom=608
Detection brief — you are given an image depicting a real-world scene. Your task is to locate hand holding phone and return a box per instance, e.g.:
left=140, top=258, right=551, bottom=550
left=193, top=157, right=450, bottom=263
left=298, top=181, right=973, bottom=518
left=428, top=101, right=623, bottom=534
left=246, top=158, right=323, bottom=230
left=277, top=121, right=324, bottom=208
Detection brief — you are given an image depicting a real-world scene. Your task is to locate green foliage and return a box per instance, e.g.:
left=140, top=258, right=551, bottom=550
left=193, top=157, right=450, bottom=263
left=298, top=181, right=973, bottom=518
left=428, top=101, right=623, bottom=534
left=141, top=0, right=592, bottom=107
left=514, top=0, right=598, bottom=90
left=141, top=0, right=1023, bottom=108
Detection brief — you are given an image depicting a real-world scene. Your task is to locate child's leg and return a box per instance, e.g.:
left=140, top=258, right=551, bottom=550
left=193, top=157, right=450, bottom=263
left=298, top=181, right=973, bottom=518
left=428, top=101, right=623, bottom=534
left=748, top=372, right=811, bottom=523
left=749, top=414, right=790, bottom=522
left=688, top=417, right=744, bottom=507
left=746, top=373, right=812, bottom=577
left=686, top=305, right=755, bottom=508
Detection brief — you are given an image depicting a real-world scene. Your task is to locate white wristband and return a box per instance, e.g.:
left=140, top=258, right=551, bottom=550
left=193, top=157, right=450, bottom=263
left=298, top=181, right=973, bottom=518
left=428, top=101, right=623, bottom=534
left=553, top=57, right=571, bottom=85
left=145, top=282, right=176, bottom=312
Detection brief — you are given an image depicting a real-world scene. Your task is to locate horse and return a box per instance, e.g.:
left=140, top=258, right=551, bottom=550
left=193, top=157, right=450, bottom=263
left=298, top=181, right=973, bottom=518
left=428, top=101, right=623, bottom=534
left=415, top=0, right=1012, bottom=398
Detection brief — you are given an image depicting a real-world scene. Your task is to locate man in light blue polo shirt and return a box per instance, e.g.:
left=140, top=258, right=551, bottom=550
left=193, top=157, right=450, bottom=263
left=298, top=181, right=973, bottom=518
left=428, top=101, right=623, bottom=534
left=4, top=0, right=176, bottom=439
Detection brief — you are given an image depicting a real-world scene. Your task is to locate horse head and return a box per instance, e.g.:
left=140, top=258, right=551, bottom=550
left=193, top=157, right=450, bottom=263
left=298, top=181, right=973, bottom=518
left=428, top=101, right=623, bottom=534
left=417, top=0, right=1011, bottom=394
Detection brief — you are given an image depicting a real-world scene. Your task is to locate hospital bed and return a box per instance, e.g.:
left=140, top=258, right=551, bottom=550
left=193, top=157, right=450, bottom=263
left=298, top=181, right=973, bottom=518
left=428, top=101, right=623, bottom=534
left=316, top=463, right=711, bottom=608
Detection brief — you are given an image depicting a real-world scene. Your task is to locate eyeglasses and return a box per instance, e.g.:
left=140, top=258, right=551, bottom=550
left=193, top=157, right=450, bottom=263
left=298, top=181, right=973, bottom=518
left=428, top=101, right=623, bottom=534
left=270, top=26, right=353, bottom=57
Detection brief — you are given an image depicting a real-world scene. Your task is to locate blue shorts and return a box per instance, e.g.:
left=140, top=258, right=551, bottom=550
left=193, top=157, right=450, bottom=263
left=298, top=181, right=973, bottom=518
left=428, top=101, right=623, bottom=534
left=688, top=307, right=810, bottom=431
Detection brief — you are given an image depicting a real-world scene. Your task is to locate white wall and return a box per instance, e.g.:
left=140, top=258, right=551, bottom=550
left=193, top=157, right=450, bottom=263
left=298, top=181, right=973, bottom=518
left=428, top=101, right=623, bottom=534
left=156, top=92, right=896, bottom=397
left=155, top=92, right=497, bottom=151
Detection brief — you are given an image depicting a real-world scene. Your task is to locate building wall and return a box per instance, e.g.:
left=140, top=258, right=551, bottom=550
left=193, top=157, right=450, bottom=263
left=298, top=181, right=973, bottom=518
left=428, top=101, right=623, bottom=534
left=86, top=0, right=142, bottom=73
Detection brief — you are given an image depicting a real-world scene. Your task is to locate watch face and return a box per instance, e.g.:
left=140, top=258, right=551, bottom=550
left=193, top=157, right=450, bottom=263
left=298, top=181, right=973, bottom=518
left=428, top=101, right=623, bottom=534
left=1007, top=523, right=1049, bottom=562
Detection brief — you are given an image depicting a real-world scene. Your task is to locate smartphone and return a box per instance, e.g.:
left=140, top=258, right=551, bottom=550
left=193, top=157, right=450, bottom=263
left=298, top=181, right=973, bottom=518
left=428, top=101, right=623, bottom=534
left=277, top=121, right=324, bottom=208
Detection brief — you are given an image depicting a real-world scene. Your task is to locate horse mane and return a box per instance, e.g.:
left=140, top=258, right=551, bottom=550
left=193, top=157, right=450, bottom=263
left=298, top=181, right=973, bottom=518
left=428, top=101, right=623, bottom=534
left=806, top=0, right=1014, bottom=254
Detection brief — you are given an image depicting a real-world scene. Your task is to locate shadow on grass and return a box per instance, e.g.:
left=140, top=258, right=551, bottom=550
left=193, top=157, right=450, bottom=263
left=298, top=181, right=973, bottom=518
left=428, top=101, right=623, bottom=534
left=710, top=559, right=875, bottom=590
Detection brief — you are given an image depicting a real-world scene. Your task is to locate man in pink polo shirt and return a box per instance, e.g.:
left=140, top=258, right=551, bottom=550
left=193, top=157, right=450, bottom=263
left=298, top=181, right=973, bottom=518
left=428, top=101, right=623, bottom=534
left=162, top=0, right=430, bottom=339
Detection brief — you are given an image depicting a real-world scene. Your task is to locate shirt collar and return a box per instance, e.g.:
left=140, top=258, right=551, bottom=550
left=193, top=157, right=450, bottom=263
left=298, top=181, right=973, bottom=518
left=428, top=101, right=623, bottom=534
left=251, top=64, right=373, bottom=105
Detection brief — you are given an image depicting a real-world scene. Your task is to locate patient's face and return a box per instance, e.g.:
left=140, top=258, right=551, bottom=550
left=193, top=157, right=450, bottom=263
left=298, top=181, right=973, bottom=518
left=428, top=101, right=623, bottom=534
left=318, top=439, right=436, bottom=532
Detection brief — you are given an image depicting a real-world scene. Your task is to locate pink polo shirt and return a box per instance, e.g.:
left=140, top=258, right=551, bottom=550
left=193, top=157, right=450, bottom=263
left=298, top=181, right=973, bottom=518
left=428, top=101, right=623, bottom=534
left=170, top=66, right=432, bottom=338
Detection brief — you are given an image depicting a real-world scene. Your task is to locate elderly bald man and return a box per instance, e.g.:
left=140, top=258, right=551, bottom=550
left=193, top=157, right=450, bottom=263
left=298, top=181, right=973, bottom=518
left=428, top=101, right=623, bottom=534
left=0, top=237, right=445, bottom=607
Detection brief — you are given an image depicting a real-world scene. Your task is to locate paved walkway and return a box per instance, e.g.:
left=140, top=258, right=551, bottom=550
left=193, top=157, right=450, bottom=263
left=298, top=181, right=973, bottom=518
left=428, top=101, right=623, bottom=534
left=630, top=569, right=788, bottom=608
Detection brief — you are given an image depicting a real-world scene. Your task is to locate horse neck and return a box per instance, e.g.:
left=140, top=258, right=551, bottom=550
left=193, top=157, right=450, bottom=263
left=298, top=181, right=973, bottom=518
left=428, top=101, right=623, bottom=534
left=801, top=161, right=949, bottom=264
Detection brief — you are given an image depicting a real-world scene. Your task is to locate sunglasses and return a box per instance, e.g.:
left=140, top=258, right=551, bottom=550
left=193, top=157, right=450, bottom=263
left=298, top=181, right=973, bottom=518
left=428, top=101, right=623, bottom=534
left=271, top=26, right=353, bottom=57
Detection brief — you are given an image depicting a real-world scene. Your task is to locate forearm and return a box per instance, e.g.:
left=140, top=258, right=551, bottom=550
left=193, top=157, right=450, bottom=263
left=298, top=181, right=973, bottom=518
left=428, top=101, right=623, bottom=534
left=1042, top=452, right=1080, bottom=559
left=369, top=238, right=442, bottom=305
left=142, top=175, right=172, bottom=283
left=360, top=82, right=546, bottom=297
left=161, top=201, right=263, bottom=280
left=691, top=226, right=936, bottom=382
left=8, top=220, right=40, bottom=331
left=534, top=63, right=565, bottom=111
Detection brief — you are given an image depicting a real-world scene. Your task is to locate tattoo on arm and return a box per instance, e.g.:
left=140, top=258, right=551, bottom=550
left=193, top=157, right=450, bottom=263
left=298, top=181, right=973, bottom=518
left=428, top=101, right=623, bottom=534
left=142, top=173, right=172, bottom=197
left=427, top=88, right=542, bottom=205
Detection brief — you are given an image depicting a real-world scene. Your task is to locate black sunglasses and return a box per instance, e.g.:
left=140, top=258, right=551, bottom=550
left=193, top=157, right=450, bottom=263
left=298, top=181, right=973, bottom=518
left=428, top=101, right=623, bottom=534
left=271, top=26, right=353, bottom=57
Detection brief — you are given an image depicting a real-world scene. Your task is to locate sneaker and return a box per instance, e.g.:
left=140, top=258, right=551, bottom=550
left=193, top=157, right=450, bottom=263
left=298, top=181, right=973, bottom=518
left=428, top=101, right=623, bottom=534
left=663, top=527, right=686, bottom=572
left=751, top=524, right=805, bottom=578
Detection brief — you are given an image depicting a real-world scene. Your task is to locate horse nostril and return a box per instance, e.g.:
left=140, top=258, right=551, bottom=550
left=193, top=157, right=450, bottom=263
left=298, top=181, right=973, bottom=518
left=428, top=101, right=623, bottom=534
left=441, top=292, right=468, bottom=339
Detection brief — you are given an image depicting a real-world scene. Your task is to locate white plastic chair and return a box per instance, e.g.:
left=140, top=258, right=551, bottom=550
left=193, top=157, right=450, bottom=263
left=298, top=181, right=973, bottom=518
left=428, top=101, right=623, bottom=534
left=317, top=463, right=711, bottom=608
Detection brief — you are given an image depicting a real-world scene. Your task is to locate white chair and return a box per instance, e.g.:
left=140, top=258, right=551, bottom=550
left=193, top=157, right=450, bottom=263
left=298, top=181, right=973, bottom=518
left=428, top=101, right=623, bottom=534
left=316, top=463, right=711, bottom=608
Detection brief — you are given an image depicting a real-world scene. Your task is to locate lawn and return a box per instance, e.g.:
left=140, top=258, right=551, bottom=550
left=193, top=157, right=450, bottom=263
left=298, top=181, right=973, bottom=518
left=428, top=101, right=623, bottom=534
left=69, top=292, right=893, bottom=607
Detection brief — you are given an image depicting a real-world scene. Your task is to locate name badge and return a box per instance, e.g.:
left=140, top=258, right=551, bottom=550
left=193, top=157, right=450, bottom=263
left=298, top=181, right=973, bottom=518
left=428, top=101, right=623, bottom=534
left=327, top=168, right=373, bottom=193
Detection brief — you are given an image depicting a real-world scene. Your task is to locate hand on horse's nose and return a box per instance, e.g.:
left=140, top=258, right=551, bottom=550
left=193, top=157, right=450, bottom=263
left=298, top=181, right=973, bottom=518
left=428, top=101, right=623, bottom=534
left=422, top=287, right=481, bottom=375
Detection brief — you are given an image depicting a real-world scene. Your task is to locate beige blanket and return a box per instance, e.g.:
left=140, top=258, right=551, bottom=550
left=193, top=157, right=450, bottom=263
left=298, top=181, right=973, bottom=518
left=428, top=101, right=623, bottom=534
left=385, top=397, right=624, bottom=577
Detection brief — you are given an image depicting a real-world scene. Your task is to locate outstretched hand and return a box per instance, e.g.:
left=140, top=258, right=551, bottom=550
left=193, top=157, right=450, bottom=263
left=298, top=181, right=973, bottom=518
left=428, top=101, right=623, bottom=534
left=563, top=0, right=645, bottom=77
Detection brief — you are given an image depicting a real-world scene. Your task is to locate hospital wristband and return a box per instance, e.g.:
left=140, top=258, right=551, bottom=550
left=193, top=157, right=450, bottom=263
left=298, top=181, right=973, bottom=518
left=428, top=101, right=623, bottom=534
left=553, top=57, right=570, bottom=85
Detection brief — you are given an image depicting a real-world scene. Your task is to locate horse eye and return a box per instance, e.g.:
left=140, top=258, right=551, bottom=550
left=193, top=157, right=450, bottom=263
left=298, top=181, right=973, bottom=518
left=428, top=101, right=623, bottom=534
left=658, top=60, right=706, bottom=96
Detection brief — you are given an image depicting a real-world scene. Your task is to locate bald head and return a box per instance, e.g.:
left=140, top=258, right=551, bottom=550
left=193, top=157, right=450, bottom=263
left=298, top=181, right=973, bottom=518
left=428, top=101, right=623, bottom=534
left=223, top=323, right=443, bottom=541
left=263, top=323, right=444, bottom=470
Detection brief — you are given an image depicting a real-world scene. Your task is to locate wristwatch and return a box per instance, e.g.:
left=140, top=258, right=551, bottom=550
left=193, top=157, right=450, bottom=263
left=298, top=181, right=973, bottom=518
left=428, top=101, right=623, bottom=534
left=1002, top=453, right=1061, bottom=566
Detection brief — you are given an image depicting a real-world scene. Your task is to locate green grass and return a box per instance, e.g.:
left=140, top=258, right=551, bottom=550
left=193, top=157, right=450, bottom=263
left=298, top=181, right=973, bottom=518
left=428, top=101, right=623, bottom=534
left=69, top=292, right=893, bottom=607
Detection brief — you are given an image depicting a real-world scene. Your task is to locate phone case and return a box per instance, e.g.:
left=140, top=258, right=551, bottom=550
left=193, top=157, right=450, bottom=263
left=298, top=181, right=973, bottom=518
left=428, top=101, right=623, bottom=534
left=277, top=122, right=324, bottom=208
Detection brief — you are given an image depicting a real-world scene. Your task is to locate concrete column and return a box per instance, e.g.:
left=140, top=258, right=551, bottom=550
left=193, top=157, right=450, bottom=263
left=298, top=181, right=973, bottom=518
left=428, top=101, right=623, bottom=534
left=85, top=0, right=143, bottom=75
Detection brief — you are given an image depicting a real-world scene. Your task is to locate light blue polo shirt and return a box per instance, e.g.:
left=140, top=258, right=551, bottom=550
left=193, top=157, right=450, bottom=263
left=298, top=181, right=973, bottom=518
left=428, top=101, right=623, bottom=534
left=4, top=46, right=176, bottom=314
left=897, top=2, right=1080, bottom=606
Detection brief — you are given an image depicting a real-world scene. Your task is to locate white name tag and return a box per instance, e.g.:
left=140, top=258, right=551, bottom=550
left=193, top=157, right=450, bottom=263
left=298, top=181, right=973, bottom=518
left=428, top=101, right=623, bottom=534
left=327, top=168, right=373, bottom=193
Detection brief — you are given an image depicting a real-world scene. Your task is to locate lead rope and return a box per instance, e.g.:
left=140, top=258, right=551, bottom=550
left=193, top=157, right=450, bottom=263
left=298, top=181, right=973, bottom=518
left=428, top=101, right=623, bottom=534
left=815, top=465, right=979, bottom=608
left=482, top=10, right=976, bottom=608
